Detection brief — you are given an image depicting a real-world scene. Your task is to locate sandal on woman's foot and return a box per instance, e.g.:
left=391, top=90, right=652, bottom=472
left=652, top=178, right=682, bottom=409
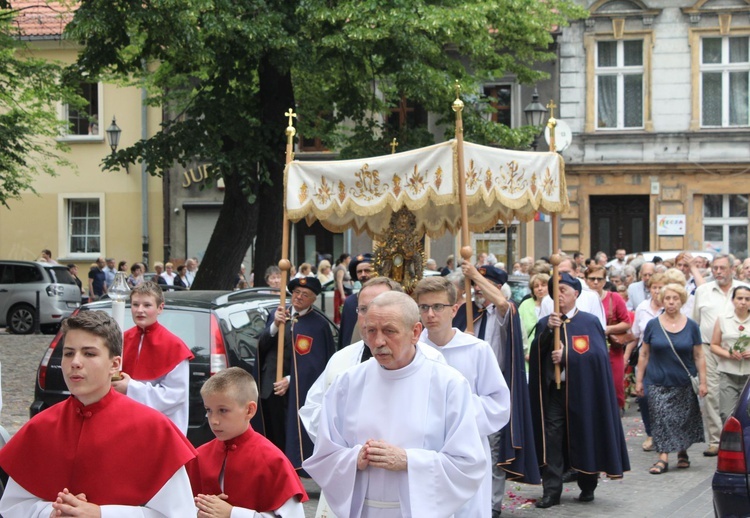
left=677, top=453, right=690, bottom=469
left=649, top=460, right=668, bottom=474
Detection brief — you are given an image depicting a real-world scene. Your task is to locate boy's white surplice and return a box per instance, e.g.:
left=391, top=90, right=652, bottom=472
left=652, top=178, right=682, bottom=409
left=303, top=346, right=486, bottom=518
left=420, top=328, right=511, bottom=518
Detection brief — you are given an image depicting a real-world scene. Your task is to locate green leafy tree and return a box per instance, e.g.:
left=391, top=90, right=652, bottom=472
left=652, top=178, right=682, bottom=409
left=65, top=0, right=586, bottom=289
left=0, top=2, right=78, bottom=207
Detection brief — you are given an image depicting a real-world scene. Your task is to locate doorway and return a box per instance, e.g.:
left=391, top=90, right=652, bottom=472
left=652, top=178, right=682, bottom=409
left=589, top=195, right=649, bottom=256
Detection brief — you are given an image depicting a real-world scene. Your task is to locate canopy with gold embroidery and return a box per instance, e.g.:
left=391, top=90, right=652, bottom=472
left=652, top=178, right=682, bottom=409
left=285, top=139, right=567, bottom=238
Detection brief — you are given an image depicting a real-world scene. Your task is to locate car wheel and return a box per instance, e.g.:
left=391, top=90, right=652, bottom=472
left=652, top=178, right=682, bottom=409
left=8, top=304, right=36, bottom=335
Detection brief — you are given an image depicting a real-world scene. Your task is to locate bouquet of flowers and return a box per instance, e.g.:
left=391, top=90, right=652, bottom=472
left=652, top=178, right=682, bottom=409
left=732, top=327, right=750, bottom=354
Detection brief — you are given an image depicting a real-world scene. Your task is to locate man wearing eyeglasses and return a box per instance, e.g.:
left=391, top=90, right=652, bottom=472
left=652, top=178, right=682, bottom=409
left=693, top=254, right=747, bottom=457
left=257, top=276, right=335, bottom=473
left=415, top=276, right=510, bottom=518
left=539, top=257, right=607, bottom=330
left=455, top=262, right=541, bottom=517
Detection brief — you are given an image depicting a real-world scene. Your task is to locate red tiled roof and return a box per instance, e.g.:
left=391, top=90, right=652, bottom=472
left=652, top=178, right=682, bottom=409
left=6, top=1, right=77, bottom=39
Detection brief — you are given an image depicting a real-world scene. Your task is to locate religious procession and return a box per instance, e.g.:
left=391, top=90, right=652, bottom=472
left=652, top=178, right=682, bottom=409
left=0, top=95, right=732, bottom=518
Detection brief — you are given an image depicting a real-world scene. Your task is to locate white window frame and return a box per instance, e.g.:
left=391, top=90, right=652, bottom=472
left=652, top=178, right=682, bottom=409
left=700, top=36, right=750, bottom=128
left=595, top=39, right=645, bottom=130
left=57, top=82, right=105, bottom=142
left=703, top=194, right=748, bottom=257
left=57, top=193, right=106, bottom=261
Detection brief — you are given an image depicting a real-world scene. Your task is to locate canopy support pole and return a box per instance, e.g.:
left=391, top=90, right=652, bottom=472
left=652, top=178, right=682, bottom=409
left=277, top=109, right=296, bottom=382
left=547, top=103, right=562, bottom=390
left=453, top=82, right=474, bottom=335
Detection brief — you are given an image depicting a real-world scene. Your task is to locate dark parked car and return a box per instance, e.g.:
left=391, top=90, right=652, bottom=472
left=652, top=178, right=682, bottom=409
left=713, top=377, right=750, bottom=517
left=0, top=260, right=81, bottom=334
left=31, top=289, right=339, bottom=446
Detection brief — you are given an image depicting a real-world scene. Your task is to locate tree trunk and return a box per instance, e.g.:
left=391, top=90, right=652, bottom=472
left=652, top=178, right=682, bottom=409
left=254, top=56, right=295, bottom=287
left=191, top=169, right=258, bottom=290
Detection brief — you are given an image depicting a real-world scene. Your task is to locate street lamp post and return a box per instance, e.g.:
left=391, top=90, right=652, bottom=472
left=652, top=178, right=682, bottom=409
left=523, top=88, right=548, bottom=151
left=105, top=116, right=149, bottom=266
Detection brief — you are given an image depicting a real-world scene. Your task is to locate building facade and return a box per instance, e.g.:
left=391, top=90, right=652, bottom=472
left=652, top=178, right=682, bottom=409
left=559, top=0, right=750, bottom=259
left=0, top=4, right=164, bottom=270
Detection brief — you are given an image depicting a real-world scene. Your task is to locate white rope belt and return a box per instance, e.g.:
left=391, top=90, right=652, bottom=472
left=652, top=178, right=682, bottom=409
left=364, top=498, right=400, bottom=509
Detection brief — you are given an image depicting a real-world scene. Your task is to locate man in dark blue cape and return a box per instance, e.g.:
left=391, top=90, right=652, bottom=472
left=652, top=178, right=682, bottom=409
left=529, top=272, right=630, bottom=508
left=338, top=253, right=374, bottom=349
left=257, top=276, right=335, bottom=474
left=454, top=262, right=541, bottom=517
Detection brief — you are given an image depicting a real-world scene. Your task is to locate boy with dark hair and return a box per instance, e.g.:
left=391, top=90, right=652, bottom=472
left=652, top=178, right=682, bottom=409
left=0, top=311, right=196, bottom=517
left=190, top=367, right=308, bottom=517
left=113, top=281, right=194, bottom=434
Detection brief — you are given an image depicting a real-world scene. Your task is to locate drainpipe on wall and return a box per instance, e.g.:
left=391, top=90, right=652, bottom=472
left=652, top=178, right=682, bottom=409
left=141, top=60, right=150, bottom=267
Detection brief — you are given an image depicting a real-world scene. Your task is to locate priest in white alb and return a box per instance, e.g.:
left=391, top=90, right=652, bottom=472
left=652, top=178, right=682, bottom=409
left=303, top=291, right=487, bottom=517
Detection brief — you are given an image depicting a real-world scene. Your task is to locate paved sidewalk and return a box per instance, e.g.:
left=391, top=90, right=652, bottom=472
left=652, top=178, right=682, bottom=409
left=299, top=404, right=716, bottom=518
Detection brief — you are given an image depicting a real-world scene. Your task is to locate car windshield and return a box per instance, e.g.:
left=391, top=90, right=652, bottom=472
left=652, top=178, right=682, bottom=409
left=506, top=275, right=531, bottom=305
left=48, top=267, right=77, bottom=285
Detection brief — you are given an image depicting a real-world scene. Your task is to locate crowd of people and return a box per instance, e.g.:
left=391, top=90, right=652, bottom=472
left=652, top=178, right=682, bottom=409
left=55, top=255, right=203, bottom=303
left=5, top=245, right=749, bottom=517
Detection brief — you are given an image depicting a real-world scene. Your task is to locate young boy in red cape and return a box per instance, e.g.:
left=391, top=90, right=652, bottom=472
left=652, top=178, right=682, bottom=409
left=0, top=310, right=197, bottom=517
left=113, top=281, right=194, bottom=434
left=189, top=367, right=308, bottom=517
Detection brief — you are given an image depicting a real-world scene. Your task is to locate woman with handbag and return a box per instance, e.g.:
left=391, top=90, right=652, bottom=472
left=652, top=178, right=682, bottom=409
left=586, top=265, right=632, bottom=410
left=709, top=285, right=750, bottom=422
left=627, top=271, right=667, bottom=452
left=635, top=283, right=706, bottom=475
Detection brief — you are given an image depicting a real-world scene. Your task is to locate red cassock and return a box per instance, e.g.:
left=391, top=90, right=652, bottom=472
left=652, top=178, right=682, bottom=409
left=0, top=389, right=196, bottom=505
left=122, top=321, right=194, bottom=379
left=189, top=427, right=308, bottom=511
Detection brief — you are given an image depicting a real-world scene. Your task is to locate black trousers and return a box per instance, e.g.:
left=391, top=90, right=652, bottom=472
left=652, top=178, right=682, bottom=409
left=542, top=382, right=598, bottom=498
left=260, top=393, right=288, bottom=452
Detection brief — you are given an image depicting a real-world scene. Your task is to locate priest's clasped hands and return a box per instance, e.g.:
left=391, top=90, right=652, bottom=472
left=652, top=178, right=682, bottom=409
left=357, top=439, right=408, bottom=471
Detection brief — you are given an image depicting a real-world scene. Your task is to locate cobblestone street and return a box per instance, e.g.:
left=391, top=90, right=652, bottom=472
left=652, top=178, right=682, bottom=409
left=0, top=331, right=50, bottom=435
left=0, top=332, right=718, bottom=517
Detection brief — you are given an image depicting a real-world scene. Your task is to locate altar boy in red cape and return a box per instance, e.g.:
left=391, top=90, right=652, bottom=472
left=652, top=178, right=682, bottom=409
left=529, top=272, right=630, bottom=509
left=189, top=367, right=308, bottom=517
left=0, top=311, right=196, bottom=517
left=113, top=282, right=194, bottom=434
left=258, top=276, right=336, bottom=472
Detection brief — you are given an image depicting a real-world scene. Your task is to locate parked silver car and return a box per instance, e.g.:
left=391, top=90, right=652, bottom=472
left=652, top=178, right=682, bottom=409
left=0, top=261, right=81, bottom=334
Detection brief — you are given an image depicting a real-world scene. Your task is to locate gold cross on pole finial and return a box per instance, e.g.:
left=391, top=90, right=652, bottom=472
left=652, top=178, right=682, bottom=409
left=285, top=108, right=297, bottom=127
left=546, top=100, right=557, bottom=120
left=454, top=80, right=461, bottom=100
left=390, top=138, right=398, bottom=154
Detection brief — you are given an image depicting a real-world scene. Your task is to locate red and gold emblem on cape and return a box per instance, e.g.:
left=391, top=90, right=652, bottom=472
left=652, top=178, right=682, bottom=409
left=295, top=334, right=313, bottom=355
left=572, top=335, right=590, bottom=354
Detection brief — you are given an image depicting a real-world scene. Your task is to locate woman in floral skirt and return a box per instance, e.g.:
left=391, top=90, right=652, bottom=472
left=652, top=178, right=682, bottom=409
left=635, top=283, right=706, bottom=475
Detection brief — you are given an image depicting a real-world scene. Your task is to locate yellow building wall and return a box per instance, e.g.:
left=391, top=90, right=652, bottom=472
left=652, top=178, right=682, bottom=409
left=0, top=41, right=163, bottom=267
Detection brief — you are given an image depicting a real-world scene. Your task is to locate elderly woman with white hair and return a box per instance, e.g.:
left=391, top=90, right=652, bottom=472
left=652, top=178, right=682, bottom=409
left=635, top=283, right=706, bottom=475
